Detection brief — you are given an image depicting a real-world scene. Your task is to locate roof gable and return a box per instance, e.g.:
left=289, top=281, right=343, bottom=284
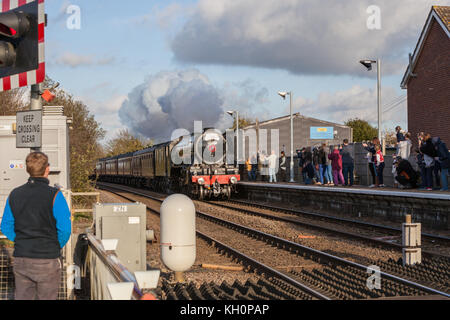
left=401, top=6, right=450, bottom=89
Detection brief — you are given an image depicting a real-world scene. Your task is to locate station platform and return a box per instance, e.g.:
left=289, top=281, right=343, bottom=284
left=238, top=182, right=450, bottom=200
left=236, top=182, right=450, bottom=230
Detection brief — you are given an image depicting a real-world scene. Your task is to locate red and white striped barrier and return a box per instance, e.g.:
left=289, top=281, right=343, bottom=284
left=0, top=0, right=45, bottom=92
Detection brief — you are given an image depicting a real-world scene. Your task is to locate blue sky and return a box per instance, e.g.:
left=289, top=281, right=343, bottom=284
left=43, top=0, right=447, bottom=142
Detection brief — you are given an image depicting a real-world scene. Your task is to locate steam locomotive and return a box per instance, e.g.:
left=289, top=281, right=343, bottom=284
left=95, top=130, right=240, bottom=200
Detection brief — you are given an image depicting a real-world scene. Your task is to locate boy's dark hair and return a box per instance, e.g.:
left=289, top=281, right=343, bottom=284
left=343, top=139, right=349, bottom=144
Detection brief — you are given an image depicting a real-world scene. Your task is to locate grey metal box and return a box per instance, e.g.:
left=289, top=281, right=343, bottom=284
left=0, top=111, right=70, bottom=221
left=94, top=203, right=147, bottom=272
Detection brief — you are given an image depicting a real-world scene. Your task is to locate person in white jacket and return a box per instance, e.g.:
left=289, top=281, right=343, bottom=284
left=397, top=133, right=412, bottom=160
left=267, top=150, right=278, bottom=183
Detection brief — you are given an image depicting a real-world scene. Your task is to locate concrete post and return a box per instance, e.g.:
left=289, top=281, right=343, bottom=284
left=402, top=214, right=422, bottom=266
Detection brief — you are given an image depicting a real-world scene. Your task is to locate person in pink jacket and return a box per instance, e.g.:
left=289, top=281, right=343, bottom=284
left=328, top=145, right=345, bottom=186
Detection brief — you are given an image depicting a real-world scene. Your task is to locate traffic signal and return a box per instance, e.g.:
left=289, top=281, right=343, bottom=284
left=0, top=0, right=45, bottom=92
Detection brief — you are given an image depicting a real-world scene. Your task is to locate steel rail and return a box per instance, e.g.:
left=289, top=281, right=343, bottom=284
left=228, top=199, right=450, bottom=243
left=196, top=210, right=450, bottom=298
left=97, top=183, right=331, bottom=300
left=204, top=200, right=450, bottom=260
left=97, top=182, right=450, bottom=299
left=195, top=231, right=330, bottom=300
left=205, top=200, right=404, bottom=249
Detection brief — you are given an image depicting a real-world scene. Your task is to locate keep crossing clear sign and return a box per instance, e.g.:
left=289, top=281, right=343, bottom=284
left=16, top=110, right=42, bottom=148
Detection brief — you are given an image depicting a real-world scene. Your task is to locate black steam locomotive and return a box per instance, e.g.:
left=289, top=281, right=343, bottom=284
left=95, top=130, right=240, bottom=200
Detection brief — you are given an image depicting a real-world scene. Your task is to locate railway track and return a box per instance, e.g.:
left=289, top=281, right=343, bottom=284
left=203, top=200, right=450, bottom=260
left=96, top=182, right=450, bottom=300
left=225, top=199, right=450, bottom=244
left=98, top=182, right=321, bottom=300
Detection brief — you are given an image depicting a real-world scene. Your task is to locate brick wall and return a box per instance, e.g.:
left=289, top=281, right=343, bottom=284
left=407, top=18, right=450, bottom=148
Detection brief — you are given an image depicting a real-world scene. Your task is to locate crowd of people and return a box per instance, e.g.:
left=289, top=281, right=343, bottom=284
left=244, top=126, right=449, bottom=192
left=296, top=139, right=355, bottom=187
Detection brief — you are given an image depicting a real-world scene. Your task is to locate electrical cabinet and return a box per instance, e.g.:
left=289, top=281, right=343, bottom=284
left=93, top=203, right=147, bottom=272
left=0, top=108, right=70, bottom=222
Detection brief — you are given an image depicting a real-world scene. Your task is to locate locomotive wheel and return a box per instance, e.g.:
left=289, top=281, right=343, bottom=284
left=225, top=185, right=231, bottom=200
left=198, top=185, right=205, bottom=200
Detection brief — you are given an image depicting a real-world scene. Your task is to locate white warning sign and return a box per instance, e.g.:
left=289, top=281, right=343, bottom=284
left=16, top=110, right=42, bottom=148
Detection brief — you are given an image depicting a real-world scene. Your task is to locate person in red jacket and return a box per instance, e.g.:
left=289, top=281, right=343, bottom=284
left=374, top=145, right=386, bottom=187
left=328, top=145, right=344, bottom=186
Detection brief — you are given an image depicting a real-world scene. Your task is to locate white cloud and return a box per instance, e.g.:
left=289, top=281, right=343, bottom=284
left=292, top=85, right=407, bottom=132
left=170, top=0, right=444, bottom=76
left=77, top=90, right=127, bottom=142
left=118, top=70, right=272, bottom=141
left=55, top=52, right=116, bottom=68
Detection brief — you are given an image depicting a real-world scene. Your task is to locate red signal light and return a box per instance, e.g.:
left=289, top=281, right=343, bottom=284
left=0, top=23, right=16, bottom=36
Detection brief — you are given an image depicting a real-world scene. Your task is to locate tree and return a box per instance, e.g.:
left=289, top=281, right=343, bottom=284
left=105, top=129, right=152, bottom=157
left=345, top=118, right=378, bottom=142
left=231, top=117, right=254, bottom=130
left=383, top=130, right=397, bottom=147
left=0, top=88, right=28, bottom=116
left=42, top=77, right=105, bottom=192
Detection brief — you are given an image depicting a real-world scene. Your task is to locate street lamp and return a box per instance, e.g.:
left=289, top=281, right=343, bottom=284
left=359, top=59, right=382, bottom=144
left=227, top=110, right=240, bottom=164
left=278, top=91, right=295, bottom=183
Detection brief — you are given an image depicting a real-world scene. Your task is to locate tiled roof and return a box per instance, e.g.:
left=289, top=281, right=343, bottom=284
left=434, top=6, right=450, bottom=32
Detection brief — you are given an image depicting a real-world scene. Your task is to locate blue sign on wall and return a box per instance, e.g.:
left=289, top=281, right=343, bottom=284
left=310, top=127, right=334, bottom=139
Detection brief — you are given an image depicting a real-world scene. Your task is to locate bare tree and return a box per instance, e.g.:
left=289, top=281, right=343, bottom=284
left=0, top=88, right=28, bottom=116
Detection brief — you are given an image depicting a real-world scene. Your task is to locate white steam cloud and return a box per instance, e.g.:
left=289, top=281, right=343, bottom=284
left=118, top=70, right=270, bottom=142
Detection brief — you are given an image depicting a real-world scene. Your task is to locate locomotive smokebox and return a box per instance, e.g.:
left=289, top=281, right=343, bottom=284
left=160, top=194, right=196, bottom=273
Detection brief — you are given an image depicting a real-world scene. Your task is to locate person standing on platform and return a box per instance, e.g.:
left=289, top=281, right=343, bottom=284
left=340, top=139, right=354, bottom=187
left=362, top=138, right=379, bottom=188
left=258, top=151, right=268, bottom=182
left=395, top=126, right=405, bottom=155
left=312, top=147, right=321, bottom=185
left=396, top=126, right=405, bottom=143
left=279, top=151, right=287, bottom=182
left=419, top=133, right=436, bottom=191
left=246, top=157, right=253, bottom=181
left=250, top=154, right=258, bottom=182
left=317, top=144, right=328, bottom=185
left=374, top=145, right=386, bottom=187
left=397, top=133, right=412, bottom=160
left=324, top=144, right=333, bottom=186
left=303, top=147, right=314, bottom=185
left=432, top=137, right=449, bottom=191
left=267, top=150, right=278, bottom=183
left=297, top=148, right=306, bottom=184
left=1, top=152, right=71, bottom=300
left=328, top=145, right=344, bottom=186
left=416, top=148, right=426, bottom=190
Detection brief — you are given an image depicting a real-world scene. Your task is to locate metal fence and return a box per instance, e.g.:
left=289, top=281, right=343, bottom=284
left=81, top=233, right=159, bottom=300
left=0, top=247, right=14, bottom=300
left=0, top=190, right=99, bottom=300
left=64, top=190, right=100, bottom=300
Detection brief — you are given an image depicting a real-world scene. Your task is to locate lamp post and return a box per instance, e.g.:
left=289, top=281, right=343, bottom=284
left=278, top=91, right=295, bottom=183
left=359, top=59, right=382, bottom=143
left=227, top=110, right=240, bottom=164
